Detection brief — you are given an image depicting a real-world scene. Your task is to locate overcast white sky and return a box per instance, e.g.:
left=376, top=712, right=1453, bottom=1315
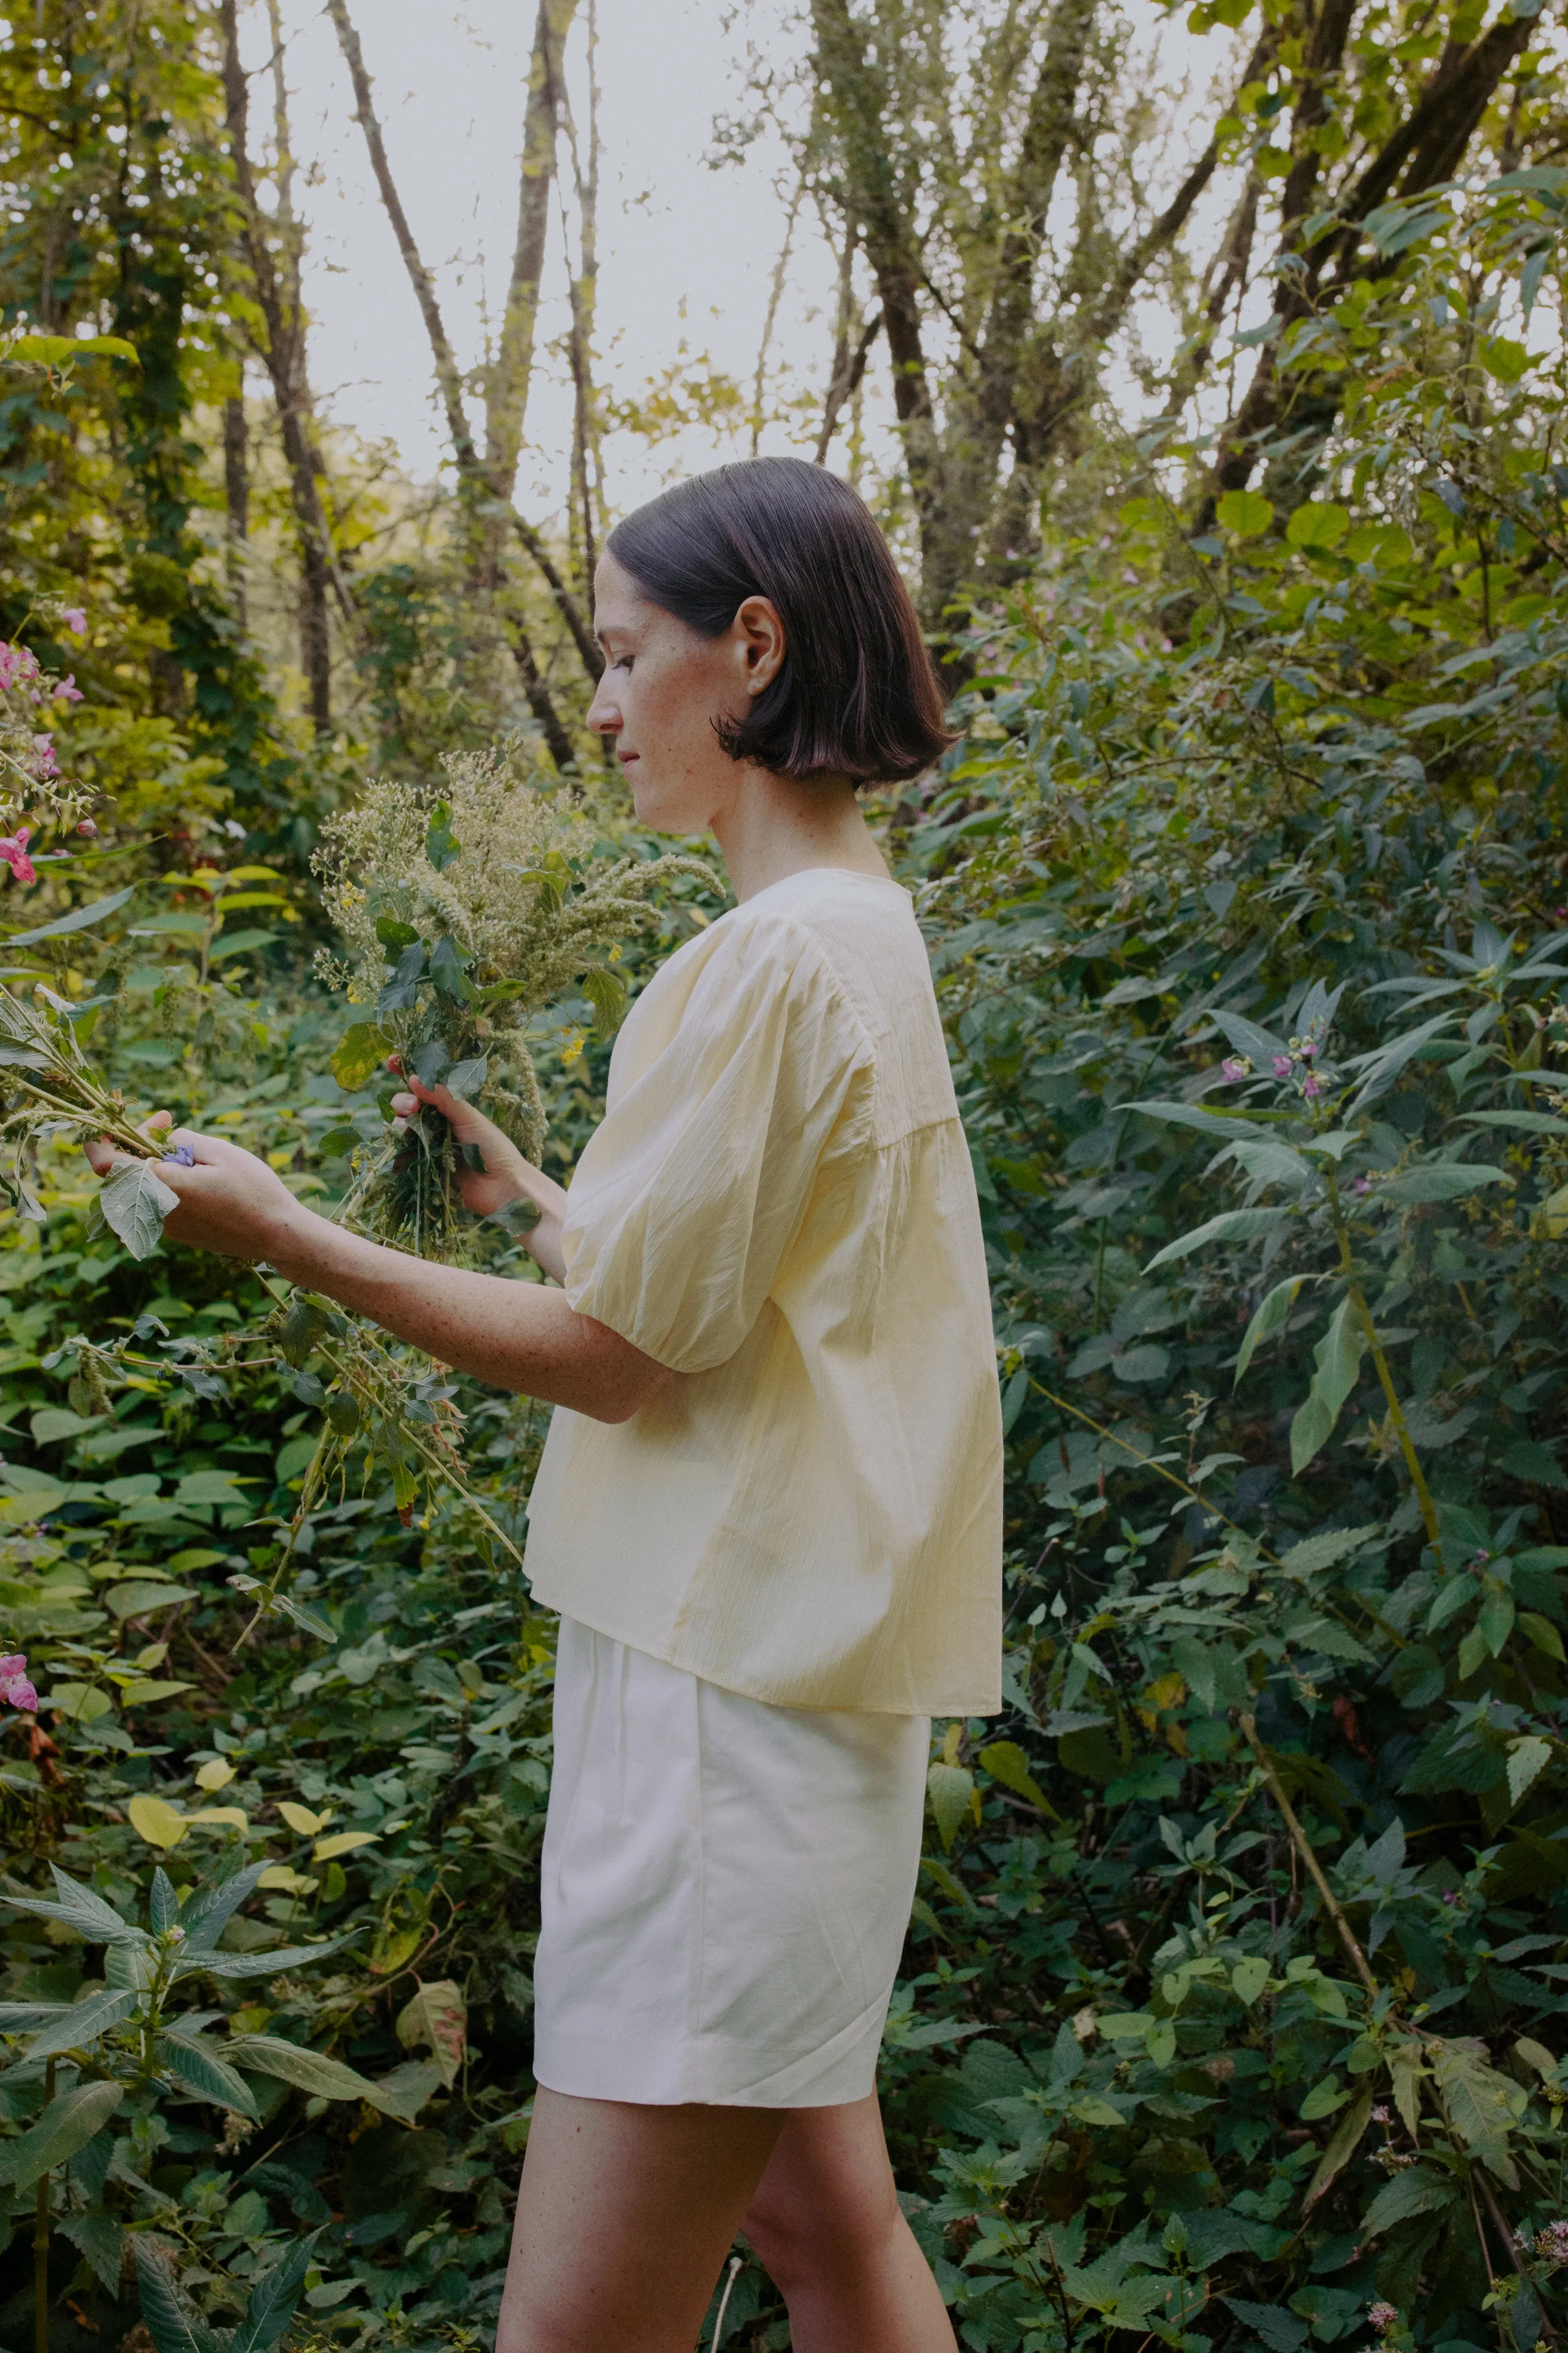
left=243, top=0, right=840, bottom=518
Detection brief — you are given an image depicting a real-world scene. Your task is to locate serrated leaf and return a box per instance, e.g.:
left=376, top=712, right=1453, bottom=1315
left=230, top=2230, right=323, bottom=2353
left=1389, top=2039, right=1424, bottom=2139
left=330, top=1021, right=390, bottom=1090
left=135, top=2236, right=224, bottom=2353
left=99, top=1159, right=180, bottom=1261
left=2, top=1864, right=146, bottom=1946
left=17, top=1985, right=137, bottom=2065
left=0, top=2079, right=123, bottom=2193
left=1431, top=2039, right=1521, bottom=2182
left=1278, top=1523, right=1383, bottom=1578
left=977, top=1740, right=1055, bottom=1815
left=1290, top=1295, right=1366, bottom=1474
left=57, top=2208, right=124, bottom=2295
left=1217, top=489, right=1274, bottom=538
left=182, top=1930, right=359, bottom=1982
left=1361, top=2165, right=1455, bottom=2236
left=582, top=966, right=630, bottom=1040
left=155, top=2029, right=261, bottom=2119
left=1233, top=1956, right=1271, bottom=2006
left=178, top=1862, right=269, bottom=1952
left=1508, top=1736, right=1553, bottom=1808
left=927, top=1761, right=976, bottom=1853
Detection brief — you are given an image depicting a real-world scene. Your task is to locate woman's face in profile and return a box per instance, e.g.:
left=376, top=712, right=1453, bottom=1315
left=587, top=553, right=784, bottom=834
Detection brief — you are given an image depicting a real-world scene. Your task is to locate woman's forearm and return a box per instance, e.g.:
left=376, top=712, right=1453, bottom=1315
left=271, top=1205, right=671, bottom=1422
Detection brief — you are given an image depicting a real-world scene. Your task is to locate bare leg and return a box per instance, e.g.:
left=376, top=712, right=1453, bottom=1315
left=496, top=2088, right=785, bottom=2353
left=741, top=2095, right=957, bottom=2353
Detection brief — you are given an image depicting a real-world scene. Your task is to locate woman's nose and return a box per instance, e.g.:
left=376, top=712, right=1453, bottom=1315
left=587, top=682, right=620, bottom=736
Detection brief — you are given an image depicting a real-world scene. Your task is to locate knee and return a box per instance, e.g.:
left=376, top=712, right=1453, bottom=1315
left=744, top=2163, right=904, bottom=2290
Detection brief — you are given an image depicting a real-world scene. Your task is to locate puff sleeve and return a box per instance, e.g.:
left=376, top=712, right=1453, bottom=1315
left=560, top=917, right=871, bottom=1375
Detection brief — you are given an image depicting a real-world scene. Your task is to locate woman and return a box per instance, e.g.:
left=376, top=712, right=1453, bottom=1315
left=90, top=458, right=1003, bottom=2353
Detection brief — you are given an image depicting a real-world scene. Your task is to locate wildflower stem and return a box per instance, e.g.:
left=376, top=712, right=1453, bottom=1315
left=1239, top=1711, right=1378, bottom=2000
left=1322, top=1165, right=1444, bottom=1567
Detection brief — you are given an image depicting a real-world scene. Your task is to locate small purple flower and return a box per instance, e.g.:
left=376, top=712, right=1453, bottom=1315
left=1355, top=1176, right=1372, bottom=1194
left=1299, top=1037, right=1318, bottom=1061
left=62, top=607, right=87, bottom=637
left=1371, top=2105, right=1390, bottom=2124
left=1535, top=2221, right=1568, bottom=2266
left=1272, top=1054, right=1293, bottom=1078
left=1367, top=2304, right=1400, bottom=2338
left=161, top=1144, right=196, bottom=1168
left=1221, top=1056, right=1251, bottom=1083
left=1302, top=1072, right=1323, bottom=1100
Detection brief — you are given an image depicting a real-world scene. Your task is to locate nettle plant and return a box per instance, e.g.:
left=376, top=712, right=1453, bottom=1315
left=0, top=1856, right=414, bottom=2353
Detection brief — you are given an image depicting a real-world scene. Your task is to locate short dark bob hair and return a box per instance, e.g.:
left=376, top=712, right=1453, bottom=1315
left=605, top=457, right=951, bottom=786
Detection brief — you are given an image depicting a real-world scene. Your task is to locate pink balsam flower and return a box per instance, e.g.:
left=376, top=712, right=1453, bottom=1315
left=1221, top=1056, right=1251, bottom=1083
left=1272, top=1054, right=1293, bottom=1077
left=53, top=673, right=82, bottom=704
left=1367, top=2305, right=1400, bottom=2337
left=0, top=828, right=36, bottom=884
left=61, top=608, right=86, bottom=637
left=0, top=1655, right=39, bottom=1713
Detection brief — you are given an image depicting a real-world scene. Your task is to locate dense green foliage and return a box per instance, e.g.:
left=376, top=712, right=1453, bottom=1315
left=4, top=11, right=1568, bottom=2352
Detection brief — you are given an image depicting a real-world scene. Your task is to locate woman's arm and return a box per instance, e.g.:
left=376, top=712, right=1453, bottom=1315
left=82, top=1124, right=675, bottom=1425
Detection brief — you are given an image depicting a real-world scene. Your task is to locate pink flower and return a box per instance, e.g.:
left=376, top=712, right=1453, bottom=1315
left=1221, top=1056, right=1251, bottom=1082
left=1371, top=2105, right=1390, bottom=2123
left=1299, top=1037, right=1318, bottom=1061
left=62, top=608, right=86, bottom=637
left=1355, top=1176, right=1371, bottom=1194
left=0, top=828, right=36, bottom=884
left=0, top=1655, right=39, bottom=1713
left=1535, top=2221, right=1568, bottom=2266
left=29, top=736, right=57, bottom=778
left=1272, top=1055, right=1293, bottom=1078
left=1302, top=1072, right=1322, bottom=1099
left=53, top=673, right=82, bottom=704
left=1367, top=2304, right=1400, bottom=2337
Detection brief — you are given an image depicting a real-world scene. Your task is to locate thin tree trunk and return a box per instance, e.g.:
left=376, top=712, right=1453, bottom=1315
left=326, top=0, right=586, bottom=765
left=222, top=394, right=249, bottom=630
left=750, top=171, right=805, bottom=459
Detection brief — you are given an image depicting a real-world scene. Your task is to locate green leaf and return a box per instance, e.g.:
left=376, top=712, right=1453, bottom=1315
left=1286, top=503, right=1350, bottom=551
left=98, top=1159, right=179, bottom=1261
left=978, top=1740, right=1055, bottom=1815
left=364, top=2057, right=446, bottom=2120
left=57, top=2209, right=124, bottom=2295
left=330, top=1022, right=390, bottom=1090
left=3, top=888, right=136, bottom=946
left=1290, top=1295, right=1366, bottom=1473
left=11, top=332, right=137, bottom=364
left=1278, top=1523, right=1383, bottom=1577
left=1480, top=335, right=1531, bottom=383
left=231, top=2231, right=323, bottom=2353
left=1300, top=2073, right=1349, bottom=2120
left=228, top=2034, right=381, bottom=2101
left=103, top=1580, right=199, bottom=1620
left=135, top=2237, right=225, bottom=2353
left=2, top=1864, right=145, bottom=1946
left=1508, top=1736, right=1553, bottom=1808
left=1223, top=2302, right=1309, bottom=2353
left=1144, top=1206, right=1290, bottom=1271
left=425, top=801, right=461, bottom=872
left=155, top=2029, right=262, bottom=2119
left=1458, top=1625, right=1489, bottom=1680
left=178, top=1930, right=358, bottom=1982
left=1303, top=2085, right=1373, bottom=2208
left=1235, top=1275, right=1303, bottom=1385
left=0, top=2079, right=123, bottom=2194
left=1361, top=2164, right=1454, bottom=2237
left=1431, top=2039, right=1522, bottom=2182
left=927, top=1762, right=976, bottom=1852
left=1521, top=1611, right=1566, bottom=1661
left=1217, top=490, right=1274, bottom=538
left=1232, top=1956, right=1271, bottom=2006
left=582, top=966, right=630, bottom=1040
left=18, top=1985, right=138, bottom=2064
left=1379, top=1164, right=1506, bottom=1203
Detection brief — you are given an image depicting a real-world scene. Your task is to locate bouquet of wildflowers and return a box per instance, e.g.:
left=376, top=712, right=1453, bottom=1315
left=314, top=744, right=711, bottom=1259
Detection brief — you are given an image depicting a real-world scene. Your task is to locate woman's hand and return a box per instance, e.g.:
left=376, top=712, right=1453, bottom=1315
left=391, top=1077, right=569, bottom=1283
left=83, top=1119, right=311, bottom=1267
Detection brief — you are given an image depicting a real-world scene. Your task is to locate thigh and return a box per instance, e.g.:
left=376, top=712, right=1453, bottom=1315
left=497, top=2088, right=785, bottom=2353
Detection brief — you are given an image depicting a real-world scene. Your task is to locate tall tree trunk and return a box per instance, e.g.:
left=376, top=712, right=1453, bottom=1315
left=219, top=0, right=337, bottom=733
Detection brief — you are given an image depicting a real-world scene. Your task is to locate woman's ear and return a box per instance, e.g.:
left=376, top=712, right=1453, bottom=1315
left=732, top=595, right=786, bottom=698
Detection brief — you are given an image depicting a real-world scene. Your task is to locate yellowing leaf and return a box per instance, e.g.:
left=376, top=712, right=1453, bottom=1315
left=117, top=1679, right=196, bottom=1706
left=277, top=1802, right=327, bottom=1837
left=189, top=1808, right=250, bottom=1832
left=1217, top=489, right=1274, bottom=539
left=46, top=1684, right=114, bottom=1724
left=256, top=1865, right=309, bottom=1892
left=127, top=1794, right=188, bottom=1850
left=978, top=1740, right=1056, bottom=1816
left=195, top=1758, right=236, bottom=1792
left=313, top=1830, right=381, bottom=1862
left=395, top=1979, right=467, bottom=2086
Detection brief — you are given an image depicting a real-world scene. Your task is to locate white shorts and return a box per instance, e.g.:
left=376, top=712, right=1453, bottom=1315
left=531, top=1618, right=929, bottom=2107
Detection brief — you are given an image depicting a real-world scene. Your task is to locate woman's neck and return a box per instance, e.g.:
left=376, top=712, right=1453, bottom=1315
left=710, top=766, right=891, bottom=903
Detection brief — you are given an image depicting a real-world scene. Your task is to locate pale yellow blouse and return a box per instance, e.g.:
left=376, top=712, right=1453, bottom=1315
left=521, top=866, right=1003, bottom=1715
